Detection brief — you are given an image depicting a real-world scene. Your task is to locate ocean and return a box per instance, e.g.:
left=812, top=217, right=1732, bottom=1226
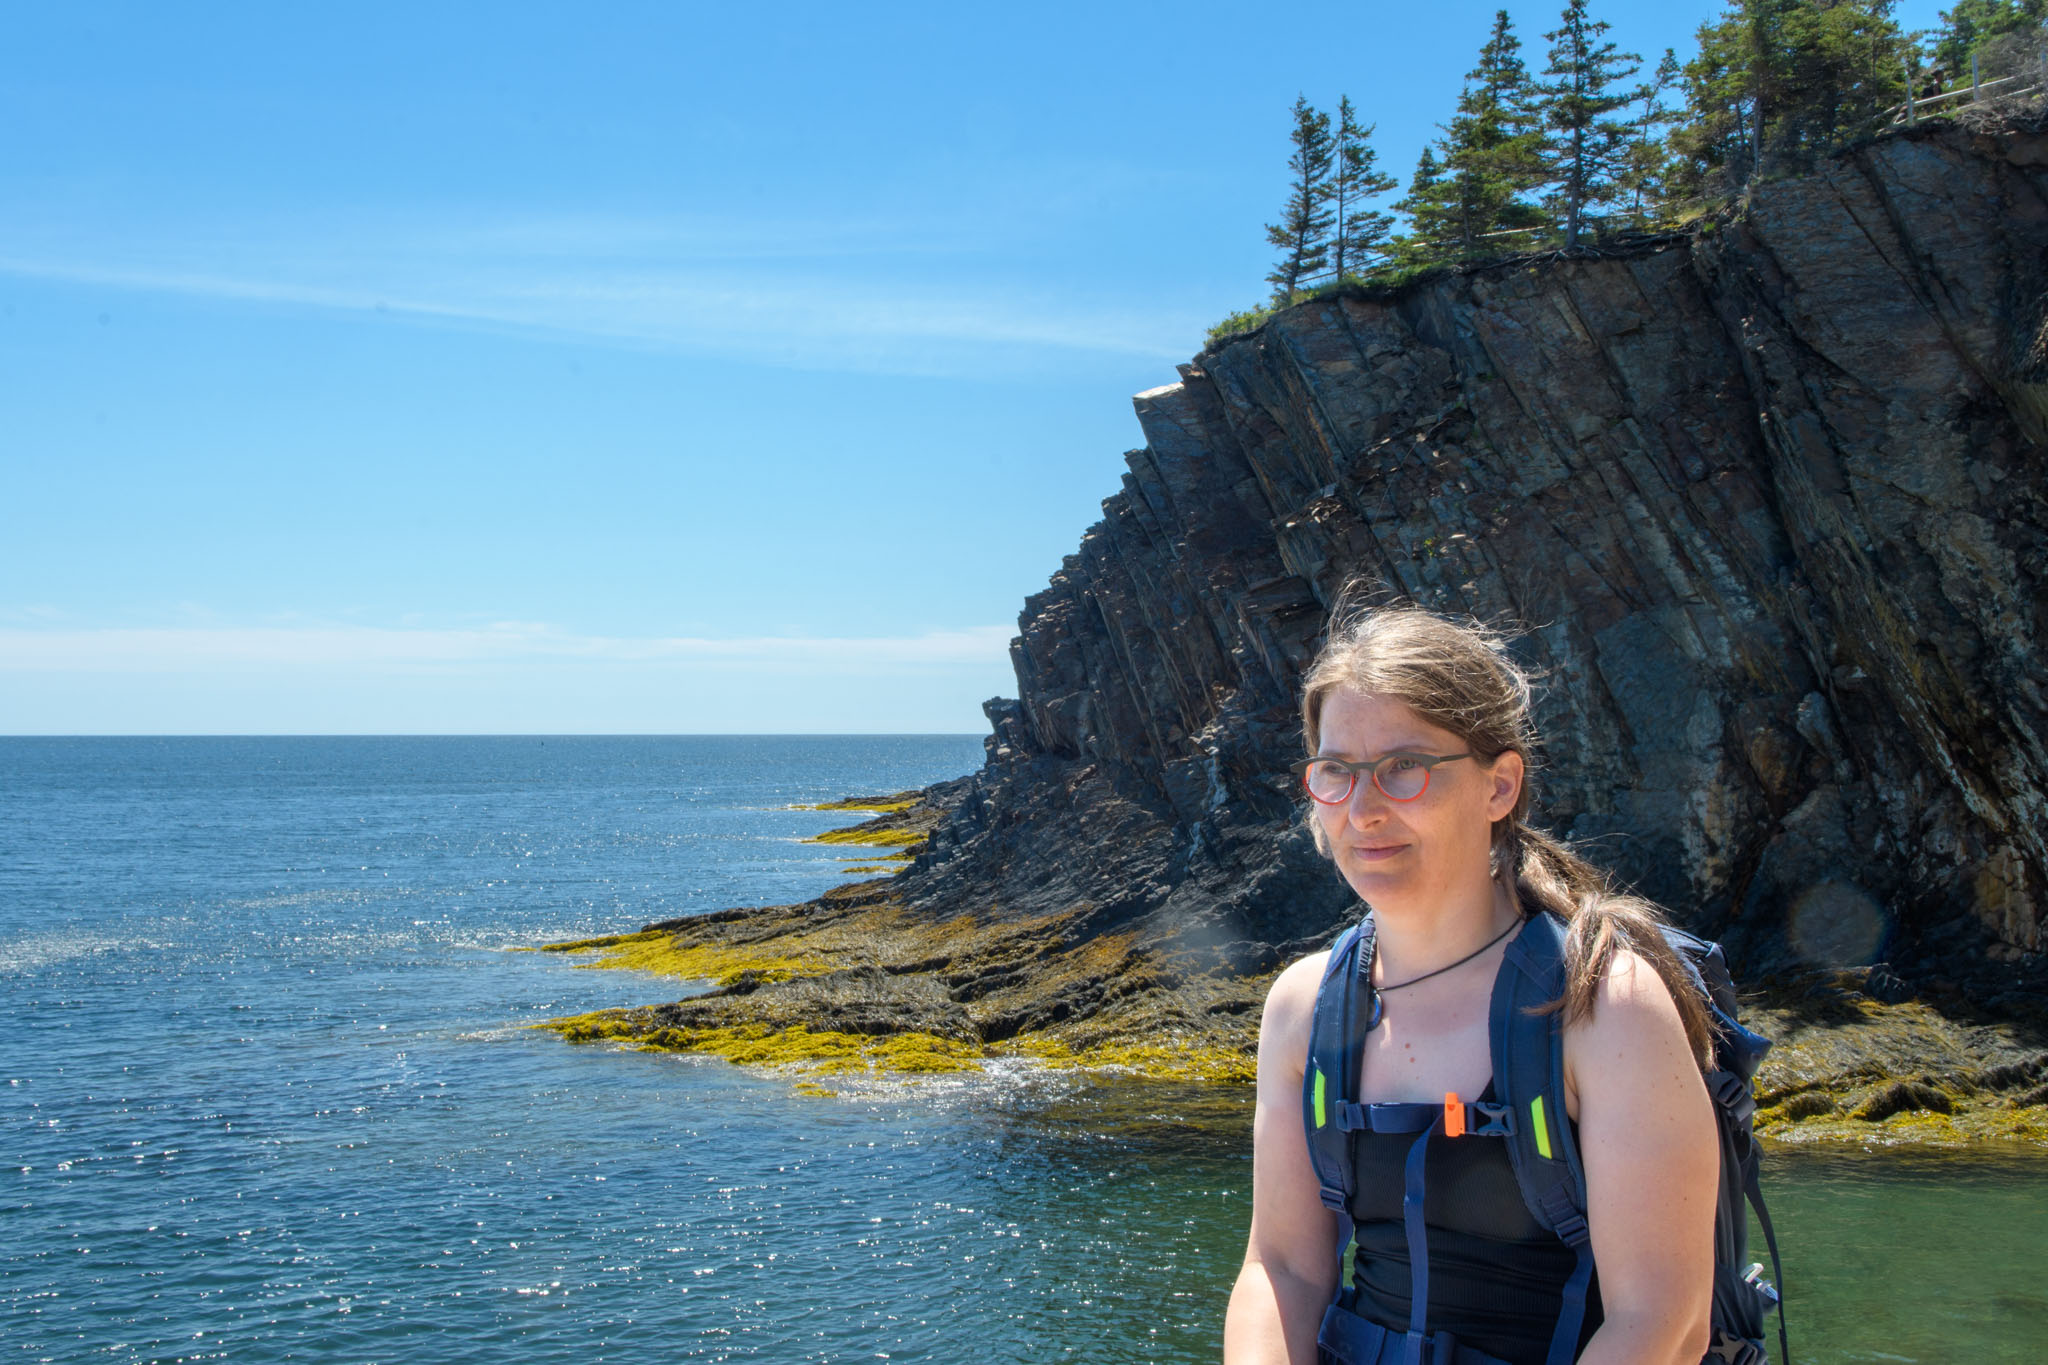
left=3, top=736, right=2043, bottom=1363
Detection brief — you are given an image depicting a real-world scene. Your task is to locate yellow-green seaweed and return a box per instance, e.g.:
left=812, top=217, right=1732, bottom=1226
left=538, top=1012, right=984, bottom=1076
left=1754, top=1093, right=2048, bottom=1145
left=535, top=928, right=827, bottom=987
left=808, top=827, right=924, bottom=848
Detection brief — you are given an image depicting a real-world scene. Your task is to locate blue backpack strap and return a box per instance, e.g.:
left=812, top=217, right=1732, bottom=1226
left=1489, top=912, right=1594, bottom=1365
left=1496, top=915, right=1793, bottom=1365
left=1304, top=913, right=1378, bottom=1293
left=1398, top=1112, right=1444, bottom=1365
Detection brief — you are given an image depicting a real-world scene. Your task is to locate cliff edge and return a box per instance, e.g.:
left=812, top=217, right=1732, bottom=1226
left=544, top=109, right=2048, bottom=1142
left=909, top=106, right=2048, bottom=1008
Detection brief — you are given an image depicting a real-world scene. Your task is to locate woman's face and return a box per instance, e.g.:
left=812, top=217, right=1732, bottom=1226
left=1311, top=689, right=1523, bottom=913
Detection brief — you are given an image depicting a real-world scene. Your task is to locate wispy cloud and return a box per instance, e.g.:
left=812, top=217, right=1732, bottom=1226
left=0, top=622, right=1018, bottom=674
left=0, top=207, right=1201, bottom=374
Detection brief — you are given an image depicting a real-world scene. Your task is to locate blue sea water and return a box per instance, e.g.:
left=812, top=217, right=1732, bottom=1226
left=2, top=737, right=2044, bottom=1364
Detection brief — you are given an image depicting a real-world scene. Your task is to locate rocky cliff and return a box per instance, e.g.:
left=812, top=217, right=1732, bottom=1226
left=900, top=107, right=2048, bottom=1011
left=540, top=109, right=2048, bottom=1139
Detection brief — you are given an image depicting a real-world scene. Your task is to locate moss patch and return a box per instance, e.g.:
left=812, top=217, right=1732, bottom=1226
left=800, top=798, right=916, bottom=814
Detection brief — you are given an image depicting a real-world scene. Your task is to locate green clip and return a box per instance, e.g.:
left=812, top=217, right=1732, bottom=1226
left=1529, top=1095, right=1553, bottom=1159
left=1313, top=1067, right=1328, bottom=1129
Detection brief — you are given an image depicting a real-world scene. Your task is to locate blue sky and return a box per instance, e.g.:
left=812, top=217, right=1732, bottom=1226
left=1, top=0, right=1949, bottom=734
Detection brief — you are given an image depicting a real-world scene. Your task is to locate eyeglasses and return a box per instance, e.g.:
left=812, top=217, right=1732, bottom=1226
left=1290, top=751, right=1473, bottom=804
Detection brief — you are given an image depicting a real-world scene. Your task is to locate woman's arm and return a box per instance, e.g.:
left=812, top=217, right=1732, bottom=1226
left=1565, top=949, right=1719, bottom=1365
left=1223, top=955, right=1341, bottom=1365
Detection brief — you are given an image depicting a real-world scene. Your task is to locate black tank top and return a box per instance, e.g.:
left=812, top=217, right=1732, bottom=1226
left=1342, top=1083, right=1603, bottom=1363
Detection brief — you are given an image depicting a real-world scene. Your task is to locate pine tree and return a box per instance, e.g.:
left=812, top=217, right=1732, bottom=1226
left=1264, top=97, right=1336, bottom=305
left=1666, top=0, right=1910, bottom=202
left=1536, top=0, right=1642, bottom=246
left=1664, top=8, right=1758, bottom=199
left=1329, top=97, right=1398, bottom=280
left=1930, top=0, right=2048, bottom=73
left=1397, top=11, right=1549, bottom=264
left=1773, top=1, right=1913, bottom=158
left=1620, top=49, right=1683, bottom=230
left=1388, top=148, right=1446, bottom=268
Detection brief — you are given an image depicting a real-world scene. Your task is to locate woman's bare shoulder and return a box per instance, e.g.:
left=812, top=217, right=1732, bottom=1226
left=1267, top=949, right=1331, bottom=1014
left=1584, top=944, right=1687, bottom=1028
left=1255, top=950, right=1332, bottom=1071
left=1563, top=944, right=1697, bottom=1100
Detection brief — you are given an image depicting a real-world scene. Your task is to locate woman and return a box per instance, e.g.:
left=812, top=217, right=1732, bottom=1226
left=1223, top=600, right=1719, bottom=1365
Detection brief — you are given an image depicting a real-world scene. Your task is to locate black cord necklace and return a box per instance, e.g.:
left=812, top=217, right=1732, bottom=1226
left=1365, top=916, right=1523, bottom=1031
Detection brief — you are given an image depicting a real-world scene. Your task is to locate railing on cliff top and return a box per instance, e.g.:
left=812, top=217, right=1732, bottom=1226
left=1889, top=45, right=2047, bottom=126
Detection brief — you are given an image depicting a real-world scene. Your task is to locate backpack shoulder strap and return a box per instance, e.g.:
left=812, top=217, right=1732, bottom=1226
left=1490, top=911, right=1586, bottom=1232
left=1303, top=912, right=1377, bottom=1291
left=1491, top=911, right=1595, bottom=1365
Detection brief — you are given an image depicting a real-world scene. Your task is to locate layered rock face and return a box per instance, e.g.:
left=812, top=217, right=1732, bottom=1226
left=902, top=111, right=2048, bottom=1006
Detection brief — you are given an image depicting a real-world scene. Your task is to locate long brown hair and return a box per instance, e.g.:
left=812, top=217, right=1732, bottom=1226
left=1299, top=587, right=1714, bottom=1067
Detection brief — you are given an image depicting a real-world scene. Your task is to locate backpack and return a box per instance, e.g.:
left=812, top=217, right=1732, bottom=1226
left=1302, top=910, right=1787, bottom=1365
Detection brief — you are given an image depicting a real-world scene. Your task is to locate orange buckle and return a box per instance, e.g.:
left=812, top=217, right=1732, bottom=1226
left=1444, top=1092, right=1466, bottom=1138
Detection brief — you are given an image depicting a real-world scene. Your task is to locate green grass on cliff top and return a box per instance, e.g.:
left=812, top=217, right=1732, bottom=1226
left=1204, top=265, right=1454, bottom=348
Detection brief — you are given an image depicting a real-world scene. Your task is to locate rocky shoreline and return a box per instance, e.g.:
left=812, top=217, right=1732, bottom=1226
left=535, top=791, right=2048, bottom=1147
left=537, top=788, right=1268, bottom=1091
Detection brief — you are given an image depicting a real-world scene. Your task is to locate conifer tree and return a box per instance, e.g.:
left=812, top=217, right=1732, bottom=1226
left=1931, top=0, right=2048, bottom=72
left=1663, top=9, right=1758, bottom=198
left=1329, top=97, right=1398, bottom=280
left=1536, top=0, right=1642, bottom=246
left=1666, top=0, right=1909, bottom=202
left=1772, top=0, right=1912, bottom=157
left=1265, top=97, right=1336, bottom=305
left=1620, top=49, right=1683, bottom=230
left=1392, top=136, right=1457, bottom=267
left=1396, top=11, right=1549, bottom=264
